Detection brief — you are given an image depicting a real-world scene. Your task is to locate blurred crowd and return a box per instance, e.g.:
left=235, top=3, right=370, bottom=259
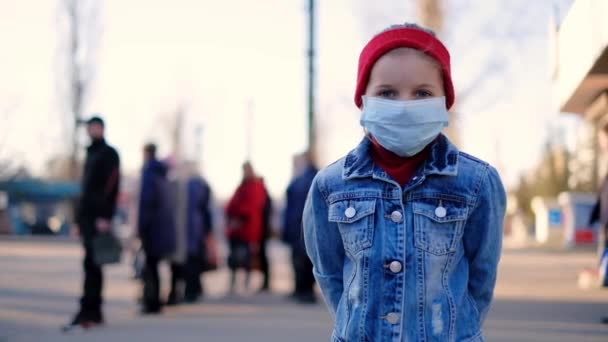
left=64, top=116, right=319, bottom=330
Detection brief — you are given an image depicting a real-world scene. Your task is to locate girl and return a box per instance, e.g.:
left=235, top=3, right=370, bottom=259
left=303, top=23, right=506, bottom=342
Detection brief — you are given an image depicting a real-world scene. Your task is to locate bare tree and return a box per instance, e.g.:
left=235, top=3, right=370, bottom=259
left=146, top=100, right=190, bottom=166
left=0, top=101, right=23, bottom=179
left=417, top=0, right=443, bottom=33
left=446, top=0, right=549, bottom=112
left=56, top=0, right=101, bottom=180
left=170, top=103, right=187, bottom=161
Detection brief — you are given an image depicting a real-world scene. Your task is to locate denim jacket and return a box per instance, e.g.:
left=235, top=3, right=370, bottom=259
left=303, top=135, right=506, bottom=342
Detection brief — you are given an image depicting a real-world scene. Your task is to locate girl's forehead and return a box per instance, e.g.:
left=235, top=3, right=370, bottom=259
left=369, top=50, right=442, bottom=82
left=383, top=48, right=439, bottom=66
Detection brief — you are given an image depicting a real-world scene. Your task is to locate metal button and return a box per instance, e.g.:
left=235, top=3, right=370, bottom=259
left=345, top=207, right=356, bottom=218
left=385, top=312, right=400, bottom=324
left=389, top=261, right=402, bottom=273
left=435, top=206, right=447, bottom=218
left=390, top=211, right=403, bottom=223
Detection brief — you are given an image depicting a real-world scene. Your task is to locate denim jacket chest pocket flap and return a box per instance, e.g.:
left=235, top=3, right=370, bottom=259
left=412, top=198, right=468, bottom=255
left=328, top=198, right=376, bottom=255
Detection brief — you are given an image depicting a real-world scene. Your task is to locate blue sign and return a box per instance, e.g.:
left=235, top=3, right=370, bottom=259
left=549, top=209, right=562, bottom=226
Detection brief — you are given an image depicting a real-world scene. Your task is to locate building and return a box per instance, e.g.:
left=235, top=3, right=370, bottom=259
left=553, top=0, right=608, bottom=186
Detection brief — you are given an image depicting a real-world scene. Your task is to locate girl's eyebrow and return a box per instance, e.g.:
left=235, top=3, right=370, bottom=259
left=374, top=83, right=439, bottom=89
left=416, top=83, right=439, bottom=88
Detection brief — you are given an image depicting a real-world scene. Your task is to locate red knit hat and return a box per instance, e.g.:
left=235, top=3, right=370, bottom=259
left=354, top=26, right=455, bottom=109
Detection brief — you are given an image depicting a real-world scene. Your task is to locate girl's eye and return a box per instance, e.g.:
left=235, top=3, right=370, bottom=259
left=415, top=90, right=433, bottom=98
left=378, top=89, right=396, bottom=98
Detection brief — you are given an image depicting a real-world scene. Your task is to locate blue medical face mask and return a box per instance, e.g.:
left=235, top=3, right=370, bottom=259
left=360, top=96, right=449, bottom=157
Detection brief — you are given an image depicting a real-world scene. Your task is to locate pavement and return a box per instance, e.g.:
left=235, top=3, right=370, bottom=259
left=0, top=237, right=607, bottom=341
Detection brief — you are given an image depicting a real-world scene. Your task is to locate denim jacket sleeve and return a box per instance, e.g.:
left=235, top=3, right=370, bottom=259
left=463, top=165, right=506, bottom=324
left=303, top=176, right=345, bottom=319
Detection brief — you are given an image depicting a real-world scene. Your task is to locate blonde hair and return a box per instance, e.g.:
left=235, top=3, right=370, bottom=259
left=379, top=23, right=436, bottom=37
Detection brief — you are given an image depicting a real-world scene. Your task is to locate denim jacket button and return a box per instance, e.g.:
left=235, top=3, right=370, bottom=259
left=435, top=206, right=447, bottom=218
left=345, top=207, right=357, bottom=218
left=390, top=211, right=403, bottom=223
left=389, top=261, right=402, bottom=273
left=385, top=312, right=400, bottom=324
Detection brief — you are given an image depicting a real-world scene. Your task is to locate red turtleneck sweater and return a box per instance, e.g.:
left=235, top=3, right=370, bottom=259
left=369, top=138, right=430, bottom=186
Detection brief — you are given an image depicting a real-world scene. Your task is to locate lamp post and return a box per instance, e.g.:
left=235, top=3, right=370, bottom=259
left=307, top=0, right=316, bottom=160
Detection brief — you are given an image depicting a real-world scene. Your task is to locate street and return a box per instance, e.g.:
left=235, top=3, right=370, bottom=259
left=1, top=238, right=607, bottom=341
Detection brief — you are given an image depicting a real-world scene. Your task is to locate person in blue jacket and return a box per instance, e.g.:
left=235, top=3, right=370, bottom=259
left=182, top=162, right=215, bottom=303
left=282, top=152, right=318, bottom=303
left=137, top=143, right=176, bottom=314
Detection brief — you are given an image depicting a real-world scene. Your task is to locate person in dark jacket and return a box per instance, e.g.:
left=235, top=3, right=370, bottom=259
left=589, top=122, right=608, bottom=324
left=64, top=116, right=120, bottom=330
left=258, top=179, right=273, bottom=292
left=591, top=123, right=608, bottom=253
left=182, top=162, right=215, bottom=302
left=166, top=161, right=215, bottom=304
left=260, top=182, right=272, bottom=292
left=137, top=143, right=176, bottom=314
left=282, top=152, right=318, bottom=303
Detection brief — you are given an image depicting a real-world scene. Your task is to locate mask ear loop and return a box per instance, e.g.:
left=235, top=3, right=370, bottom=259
left=360, top=95, right=374, bottom=142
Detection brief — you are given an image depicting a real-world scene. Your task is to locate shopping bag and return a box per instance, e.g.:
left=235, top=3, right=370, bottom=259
left=92, top=232, right=123, bottom=265
left=228, top=241, right=251, bottom=270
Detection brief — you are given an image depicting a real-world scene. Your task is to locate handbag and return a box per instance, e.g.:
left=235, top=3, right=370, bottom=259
left=200, top=236, right=219, bottom=272
left=228, top=240, right=251, bottom=270
left=92, top=232, right=123, bottom=265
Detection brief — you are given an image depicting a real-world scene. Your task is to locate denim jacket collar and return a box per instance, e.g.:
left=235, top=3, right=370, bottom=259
left=343, top=134, right=459, bottom=181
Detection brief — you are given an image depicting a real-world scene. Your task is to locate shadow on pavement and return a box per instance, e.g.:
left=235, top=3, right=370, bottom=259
left=486, top=298, right=608, bottom=341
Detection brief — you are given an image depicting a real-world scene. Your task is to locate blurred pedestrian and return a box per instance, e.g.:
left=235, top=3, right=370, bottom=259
left=180, top=161, right=215, bottom=303
left=282, top=152, right=318, bottom=303
left=137, top=143, right=176, bottom=314
left=165, top=159, right=187, bottom=305
left=303, top=23, right=506, bottom=341
left=63, top=116, right=120, bottom=331
left=590, top=122, right=608, bottom=259
left=258, top=179, right=273, bottom=293
left=589, top=121, right=608, bottom=324
left=225, top=161, right=266, bottom=293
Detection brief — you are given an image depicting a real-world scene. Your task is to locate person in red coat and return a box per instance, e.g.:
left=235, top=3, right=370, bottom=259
left=225, top=161, right=267, bottom=293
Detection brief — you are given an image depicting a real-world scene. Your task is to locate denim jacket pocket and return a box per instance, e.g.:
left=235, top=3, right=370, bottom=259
left=413, top=198, right=468, bottom=255
left=328, top=198, right=376, bottom=255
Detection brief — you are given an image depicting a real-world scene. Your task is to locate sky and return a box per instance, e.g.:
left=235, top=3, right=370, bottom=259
left=0, top=0, right=577, bottom=199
